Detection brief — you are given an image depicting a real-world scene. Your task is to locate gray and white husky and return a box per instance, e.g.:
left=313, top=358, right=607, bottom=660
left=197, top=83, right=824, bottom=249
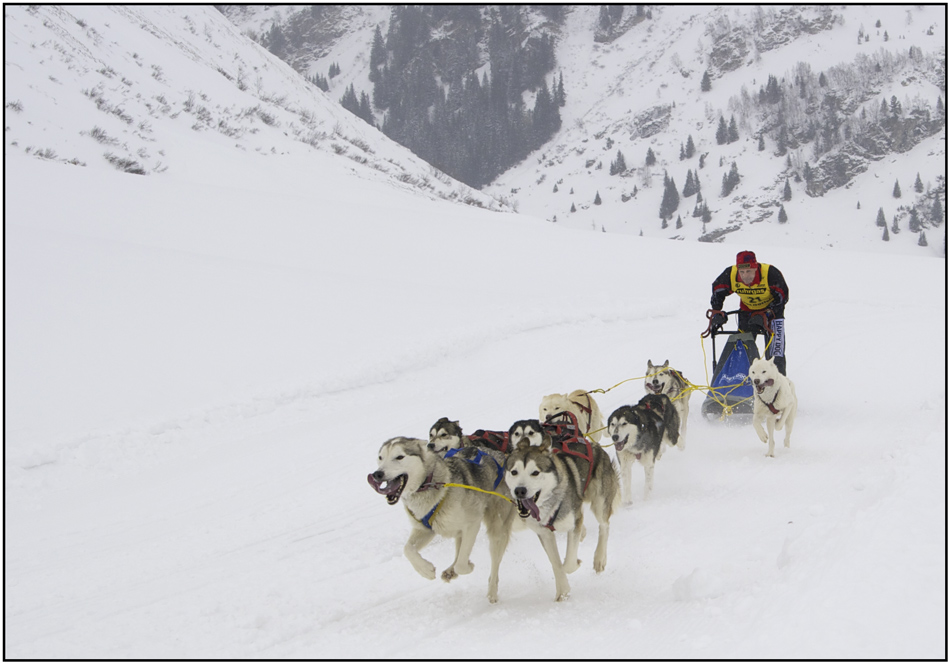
left=607, top=394, right=680, bottom=503
left=644, top=360, right=691, bottom=447
left=504, top=433, right=620, bottom=601
left=748, top=357, right=798, bottom=457
left=368, top=437, right=515, bottom=603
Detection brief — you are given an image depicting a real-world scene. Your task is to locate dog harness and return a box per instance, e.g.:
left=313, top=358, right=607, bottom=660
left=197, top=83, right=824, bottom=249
left=756, top=380, right=781, bottom=414
left=443, top=447, right=504, bottom=490
left=543, top=411, right=594, bottom=496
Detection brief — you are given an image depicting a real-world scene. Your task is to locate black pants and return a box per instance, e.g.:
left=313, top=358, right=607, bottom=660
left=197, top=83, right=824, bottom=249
left=738, top=311, right=787, bottom=375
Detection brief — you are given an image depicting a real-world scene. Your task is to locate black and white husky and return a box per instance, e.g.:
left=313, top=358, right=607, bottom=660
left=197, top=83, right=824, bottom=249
left=607, top=394, right=680, bottom=503
left=368, top=437, right=515, bottom=603
left=644, top=360, right=691, bottom=447
left=503, top=433, right=619, bottom=601
left=428, top=417, right=510, bottom=455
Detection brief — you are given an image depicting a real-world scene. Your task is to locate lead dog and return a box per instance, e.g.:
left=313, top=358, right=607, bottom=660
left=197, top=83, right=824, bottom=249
left=607, top=394, right=680, bottom=503
left=504, top=431, right=619, bottom=601
left=748, top=357, right=797, bottom=457
left=368, top=437, right=515, bottom=603
left=538, top=390, right=604, bottom=442
left=645, top=360, right=691, bottom=447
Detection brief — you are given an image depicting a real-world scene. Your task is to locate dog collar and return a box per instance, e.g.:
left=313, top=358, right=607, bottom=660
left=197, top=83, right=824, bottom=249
left=417, top=473, right=441, bottom=492
left=543, top=506, right=560, bottom=531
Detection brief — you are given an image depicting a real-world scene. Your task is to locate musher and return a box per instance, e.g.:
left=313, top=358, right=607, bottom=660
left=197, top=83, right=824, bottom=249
left=708, top=250, right=789, bottom=375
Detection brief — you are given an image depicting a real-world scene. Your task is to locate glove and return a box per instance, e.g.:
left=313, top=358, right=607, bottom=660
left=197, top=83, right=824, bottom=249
left=710, top=312, right=727, bottom=329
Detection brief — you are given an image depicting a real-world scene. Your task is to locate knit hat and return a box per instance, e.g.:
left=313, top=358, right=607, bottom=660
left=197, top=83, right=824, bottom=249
left=736, top=250, right=758, bottom=269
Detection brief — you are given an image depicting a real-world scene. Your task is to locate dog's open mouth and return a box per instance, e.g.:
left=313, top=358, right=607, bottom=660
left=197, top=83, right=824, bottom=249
left=754, top=378, right=775, bottom=394
left=614, top=434, right=629, bottom=452
left=516, top=491, right=541, bottom=521
left=367, top=473, right=407, bottom=505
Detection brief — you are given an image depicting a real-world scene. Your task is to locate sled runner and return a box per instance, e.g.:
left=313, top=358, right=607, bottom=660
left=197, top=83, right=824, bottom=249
left=700, top=309, right=767, bottom=420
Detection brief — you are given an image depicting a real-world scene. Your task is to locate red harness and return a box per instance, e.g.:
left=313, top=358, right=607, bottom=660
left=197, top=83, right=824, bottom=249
left=466, top=429, right=510, bottom=454
left=542, top=411, right=595, bottom=496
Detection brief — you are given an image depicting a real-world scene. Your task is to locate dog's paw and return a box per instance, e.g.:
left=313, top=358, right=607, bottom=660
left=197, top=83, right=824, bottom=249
left=594, top=558, right=607, bottom=574
left=414, top=561, right=437, bottom=580
left=555, top=591, right=571, bottom=602
left=441, top=568, right=458, bottom=582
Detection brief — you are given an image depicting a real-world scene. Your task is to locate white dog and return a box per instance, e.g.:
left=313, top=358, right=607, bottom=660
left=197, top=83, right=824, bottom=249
left=748, top=357, right=797, bottom=457
left=538, top=390, right=604, bottom=442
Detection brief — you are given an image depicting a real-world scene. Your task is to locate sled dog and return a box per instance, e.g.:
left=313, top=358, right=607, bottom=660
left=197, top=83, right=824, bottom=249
left=748, top=357, right=797, bottom=457
left=538, top=390, right=604, bottom=442
left=645, top=360, right=691, bottom=447
left=368, top=437, right=515, bottom=603
left=507, top=419, right=545, bottom=447
left=428, top=417, right=510, bottom=455
left=504, top=434, right=620, bottom=601
left=607, top=394, right=680, bottom=503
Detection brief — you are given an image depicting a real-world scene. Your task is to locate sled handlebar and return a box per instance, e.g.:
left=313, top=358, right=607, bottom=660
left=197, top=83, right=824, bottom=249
left=702, top=309, right=743, bottom=338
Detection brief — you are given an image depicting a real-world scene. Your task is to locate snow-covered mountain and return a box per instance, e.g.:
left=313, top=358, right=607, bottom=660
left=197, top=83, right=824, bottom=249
left=2, top=5, right=505, bottom=212
left=223, top=4, right=947, bottom=255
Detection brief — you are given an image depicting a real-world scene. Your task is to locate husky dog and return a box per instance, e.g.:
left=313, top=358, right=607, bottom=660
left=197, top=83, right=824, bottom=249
left=507, top=419, right=545, bottom=447
left=645, top=360, right=691, bottom=447
left=504, top=435, right=620, bottom=601
left=428, top=417, right=464, bottom=454
left=368, top=437, right=515, bottom=603
left=428, top=417, right=510, bottom=455
left=748, top=357, right=798, bottom=457
left=607, top=394, right=680, bottom=503
left=538, top=390, right=604, bottom=442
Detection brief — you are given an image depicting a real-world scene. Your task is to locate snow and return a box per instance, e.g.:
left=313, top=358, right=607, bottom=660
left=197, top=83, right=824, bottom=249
left=4, top=5, right=946, bottom=661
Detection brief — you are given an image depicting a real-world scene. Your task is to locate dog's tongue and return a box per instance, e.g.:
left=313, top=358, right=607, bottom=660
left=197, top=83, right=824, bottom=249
left=367, top=473, right=400, bottom=496
left=520, top=497, right=541, bottom=521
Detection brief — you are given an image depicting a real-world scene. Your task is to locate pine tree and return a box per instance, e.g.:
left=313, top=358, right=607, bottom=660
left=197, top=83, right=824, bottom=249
left=676, top=214, right=683, bottom=229
left=932, top=196, right=944, bottom=224
left=685, top=135, right=696, bottom=158
left=661, top=216, right=668, bottom=229
left=778, top=205, right=788, bottom=223
left=882, top=225, right=890, bottom=241
left=369, top=25, right=386, bottom=83
left=553, top=184, right=559, bottom=193
left=679, top=143, right=686, bottom=160
left=594, top=191, right=602, bottom=205
left=876, top=208, right=886, bottom=227
left=570, top=202, right=576, bottom=212
left=918, top=231, right=928, bottom=246
left=908, top=207, right=921, bottom=232
left=682, top=169, right=697, bottom=197
left=893, top=180, right=902, bottom=198
left=891, top=215, right=900, bottom=234
left=818, top=72, right=828, bottom=87
left=701, top=203, right=712, bottom=224
left=783, top=178, right=792, bottom=201
left=645, top=147, right=656, bottom=166
left=758, top=135, right=766, bottom=151
left=715, top=116, right=728, bottom=145
left=721, top=162, right=740, bottom=196
left=610, top=150, right=627, bottom=175
left=659, top=176, right=680, bottom=219
left=701, top=70, right=712, bottom=92
left=727, top=115, right=739, bottom=143
left=914, top=173, right=924, bottom=193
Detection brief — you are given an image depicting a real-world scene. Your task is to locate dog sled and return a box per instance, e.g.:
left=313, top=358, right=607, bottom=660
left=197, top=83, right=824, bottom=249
left=700, top=309, right=768, bottom=421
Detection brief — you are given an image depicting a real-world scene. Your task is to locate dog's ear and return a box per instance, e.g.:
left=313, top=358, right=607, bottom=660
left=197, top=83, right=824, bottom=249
left=662, top=359, right=669, bottom=368
left=539, top=433, right=553, bottom=452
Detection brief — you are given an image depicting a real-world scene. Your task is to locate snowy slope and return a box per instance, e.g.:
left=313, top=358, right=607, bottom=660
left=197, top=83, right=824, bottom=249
left=4, top=5, right=947, bottom=661
left=225, top=4, right=946, bottom=254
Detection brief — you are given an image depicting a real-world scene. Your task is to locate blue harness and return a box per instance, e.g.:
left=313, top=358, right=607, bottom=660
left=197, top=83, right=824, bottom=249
left=443, top=447, right=504, bottom=490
